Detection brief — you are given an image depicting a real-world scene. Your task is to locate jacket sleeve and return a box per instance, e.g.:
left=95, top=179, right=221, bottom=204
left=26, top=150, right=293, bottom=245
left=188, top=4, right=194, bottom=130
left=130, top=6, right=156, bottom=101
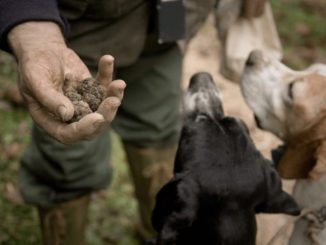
left=0, top=0, right=68, bottom=52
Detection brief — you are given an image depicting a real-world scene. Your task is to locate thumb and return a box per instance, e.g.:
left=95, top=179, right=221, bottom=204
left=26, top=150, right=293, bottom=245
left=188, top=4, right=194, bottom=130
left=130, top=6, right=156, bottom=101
left=22, top=76, right=74, bottom=122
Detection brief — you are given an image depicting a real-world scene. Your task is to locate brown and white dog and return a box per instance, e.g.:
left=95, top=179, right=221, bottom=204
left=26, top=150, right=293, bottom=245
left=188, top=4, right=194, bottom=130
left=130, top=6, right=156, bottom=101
left=241, top=50, right=326, bottom=244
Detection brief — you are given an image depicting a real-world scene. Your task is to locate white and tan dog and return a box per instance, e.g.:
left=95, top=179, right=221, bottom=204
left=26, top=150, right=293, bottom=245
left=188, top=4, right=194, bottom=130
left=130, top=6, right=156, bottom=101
left=241, top=50, right=326, bottom=245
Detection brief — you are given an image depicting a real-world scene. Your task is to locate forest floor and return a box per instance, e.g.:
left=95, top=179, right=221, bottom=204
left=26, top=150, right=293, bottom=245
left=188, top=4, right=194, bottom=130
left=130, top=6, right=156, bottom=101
left=0, top=0, right=325, bottom=244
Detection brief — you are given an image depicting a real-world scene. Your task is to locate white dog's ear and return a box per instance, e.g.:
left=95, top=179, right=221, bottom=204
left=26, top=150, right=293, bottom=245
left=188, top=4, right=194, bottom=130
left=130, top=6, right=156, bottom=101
left=276, top=113, right=326, bottom=179
left=276, top=141, right=316, bottom=179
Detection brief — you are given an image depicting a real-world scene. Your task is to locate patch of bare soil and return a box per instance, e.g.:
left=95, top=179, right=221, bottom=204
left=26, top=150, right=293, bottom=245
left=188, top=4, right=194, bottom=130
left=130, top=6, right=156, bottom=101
left=182, top=16, right=295, bottom=245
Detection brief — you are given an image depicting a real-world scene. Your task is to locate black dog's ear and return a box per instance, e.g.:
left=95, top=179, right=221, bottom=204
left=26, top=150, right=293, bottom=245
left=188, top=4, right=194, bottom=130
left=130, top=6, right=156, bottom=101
left=259, top=190, right=300, bottom=216
left=152, top=177, right=182, bottom=231
left=152, top=176, right=199, bottom=244
left=256, top=161, right=300, bottom=216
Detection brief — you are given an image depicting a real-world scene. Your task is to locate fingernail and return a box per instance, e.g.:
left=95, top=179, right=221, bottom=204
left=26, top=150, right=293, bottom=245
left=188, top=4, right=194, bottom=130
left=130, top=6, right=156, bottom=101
left=57, top=105, right=67, bottom=121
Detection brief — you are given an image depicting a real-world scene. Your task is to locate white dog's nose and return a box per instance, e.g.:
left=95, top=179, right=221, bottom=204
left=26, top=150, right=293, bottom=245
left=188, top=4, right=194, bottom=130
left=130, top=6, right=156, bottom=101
left=246, top=50, right=264, bottom=66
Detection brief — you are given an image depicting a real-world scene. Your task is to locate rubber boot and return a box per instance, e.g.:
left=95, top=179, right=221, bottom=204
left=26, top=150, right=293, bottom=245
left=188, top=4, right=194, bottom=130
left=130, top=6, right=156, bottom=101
left=38, top=194, right=90, bottom=245
left=123, top=143, right=177, bottom=240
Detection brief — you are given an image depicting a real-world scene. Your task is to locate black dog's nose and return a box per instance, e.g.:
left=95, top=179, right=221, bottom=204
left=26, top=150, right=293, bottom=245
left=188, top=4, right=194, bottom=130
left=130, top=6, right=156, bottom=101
left=246, top=50, right=263, bottom=66
left=189, top=72, right=215, bottom=91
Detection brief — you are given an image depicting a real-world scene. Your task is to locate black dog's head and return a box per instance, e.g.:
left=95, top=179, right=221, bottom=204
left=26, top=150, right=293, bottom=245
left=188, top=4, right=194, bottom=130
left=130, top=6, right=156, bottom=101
left=152, top=73, right=300, bottom=245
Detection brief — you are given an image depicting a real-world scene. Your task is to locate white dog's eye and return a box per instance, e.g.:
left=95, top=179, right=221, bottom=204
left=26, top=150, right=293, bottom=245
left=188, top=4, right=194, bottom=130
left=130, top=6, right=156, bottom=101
left=288, top=82, right=295, bottom=99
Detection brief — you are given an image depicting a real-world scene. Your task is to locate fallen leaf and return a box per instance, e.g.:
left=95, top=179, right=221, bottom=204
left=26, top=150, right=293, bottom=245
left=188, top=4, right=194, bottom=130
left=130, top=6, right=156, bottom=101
left=4, top=182, right=24, bottom=205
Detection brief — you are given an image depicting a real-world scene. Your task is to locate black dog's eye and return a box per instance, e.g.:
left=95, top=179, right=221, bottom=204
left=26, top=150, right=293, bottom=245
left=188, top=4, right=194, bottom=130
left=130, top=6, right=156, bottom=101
left=288, top=82, right=295, bottom=99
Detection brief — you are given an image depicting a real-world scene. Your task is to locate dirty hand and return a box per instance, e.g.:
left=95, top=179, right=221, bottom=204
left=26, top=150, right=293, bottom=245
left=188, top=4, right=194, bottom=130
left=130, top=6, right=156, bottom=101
left=242, top=0, right=266, bottom=18
left=8, top=21, right=125, bottom=144
left=216, top=0, right=267, bottom=40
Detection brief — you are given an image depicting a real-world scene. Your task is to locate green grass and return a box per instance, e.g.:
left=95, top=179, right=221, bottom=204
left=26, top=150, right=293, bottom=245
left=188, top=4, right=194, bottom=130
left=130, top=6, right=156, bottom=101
left=0, top=0, right=325, bottom=244
left=271, top=0, right=326, bottom=69
left=0, top=108, right=38, bottom=244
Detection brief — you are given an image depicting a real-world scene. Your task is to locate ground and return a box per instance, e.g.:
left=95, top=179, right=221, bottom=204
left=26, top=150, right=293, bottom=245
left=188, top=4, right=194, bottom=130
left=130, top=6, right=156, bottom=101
left=0, top=0, right=325, bottom=244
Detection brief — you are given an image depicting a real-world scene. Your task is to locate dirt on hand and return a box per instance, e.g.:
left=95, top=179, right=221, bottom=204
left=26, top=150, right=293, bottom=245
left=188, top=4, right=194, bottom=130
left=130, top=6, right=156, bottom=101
left=63, top=78, right=107, bottom=122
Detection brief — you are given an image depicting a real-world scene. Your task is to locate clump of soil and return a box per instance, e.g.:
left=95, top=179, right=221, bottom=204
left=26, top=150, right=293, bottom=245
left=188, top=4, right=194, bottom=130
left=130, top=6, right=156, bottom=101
left=63, top=78, right=106, bottom=122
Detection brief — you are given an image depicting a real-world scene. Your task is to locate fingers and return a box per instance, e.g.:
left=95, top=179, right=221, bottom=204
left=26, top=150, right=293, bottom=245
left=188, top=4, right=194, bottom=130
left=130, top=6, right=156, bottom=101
left=28, top=95, right=122, bottom=144
left=253, top=0, right=265, bottom=17
left=56, top=98, right=121, bottom=143
left=242, top=0, right=266, bottom=18
left=20, top=61, right=75, bottom=122
left=29, top=101, right=105, bottom=144
left=106, top=79, right=126, bottom=100
left=27, top=100, right=79, bottom=144
left=96, top=97, right=121, bottom=122
left=56, top=113, right=106, bottom=144
left=95, top=55, right=126, bottom=99
left=96, top=55, right=114, bottom=87
left=23, top=87, right=74, bottom=122
left=58, top=81, right=124, bottom=143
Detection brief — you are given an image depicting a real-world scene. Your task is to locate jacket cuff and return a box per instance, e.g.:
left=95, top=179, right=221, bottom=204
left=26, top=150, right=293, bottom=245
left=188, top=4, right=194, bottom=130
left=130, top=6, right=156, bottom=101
left=0, top=0, right=68, bottom=52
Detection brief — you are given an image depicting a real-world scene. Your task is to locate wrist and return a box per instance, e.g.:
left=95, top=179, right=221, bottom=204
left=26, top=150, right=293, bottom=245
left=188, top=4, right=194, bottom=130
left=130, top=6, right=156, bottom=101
left=8, top=21, right=66, bottom=60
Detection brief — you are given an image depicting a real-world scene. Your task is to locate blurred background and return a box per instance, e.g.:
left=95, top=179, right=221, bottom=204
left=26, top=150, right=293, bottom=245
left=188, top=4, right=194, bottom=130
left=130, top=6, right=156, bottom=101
left=0, top=0, right=325, bottom=244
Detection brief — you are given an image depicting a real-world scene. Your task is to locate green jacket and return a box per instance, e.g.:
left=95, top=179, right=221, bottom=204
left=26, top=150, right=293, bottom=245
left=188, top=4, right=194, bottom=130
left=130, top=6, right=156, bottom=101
left=58, top=0, right=218, bottom=69
left=58, top=0, right=151, bottom=68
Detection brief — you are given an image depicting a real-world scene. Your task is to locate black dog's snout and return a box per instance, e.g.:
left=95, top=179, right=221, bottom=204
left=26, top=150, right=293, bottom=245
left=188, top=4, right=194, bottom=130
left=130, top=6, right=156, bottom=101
left=184, top=72, right=224, bottom=120
left=246, top=50, right=263, bottom=66
left=189, top=72, right=216, bottom=92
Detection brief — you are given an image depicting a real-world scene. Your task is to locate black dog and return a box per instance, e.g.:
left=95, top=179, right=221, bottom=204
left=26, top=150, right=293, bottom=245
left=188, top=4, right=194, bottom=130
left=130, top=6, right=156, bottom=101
left=151, top=73, right=300, bottom=245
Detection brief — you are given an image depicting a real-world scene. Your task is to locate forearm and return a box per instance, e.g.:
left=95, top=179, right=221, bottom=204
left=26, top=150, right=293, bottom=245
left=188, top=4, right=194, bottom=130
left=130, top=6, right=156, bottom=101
left=8, top=21, right=66, bottom=60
